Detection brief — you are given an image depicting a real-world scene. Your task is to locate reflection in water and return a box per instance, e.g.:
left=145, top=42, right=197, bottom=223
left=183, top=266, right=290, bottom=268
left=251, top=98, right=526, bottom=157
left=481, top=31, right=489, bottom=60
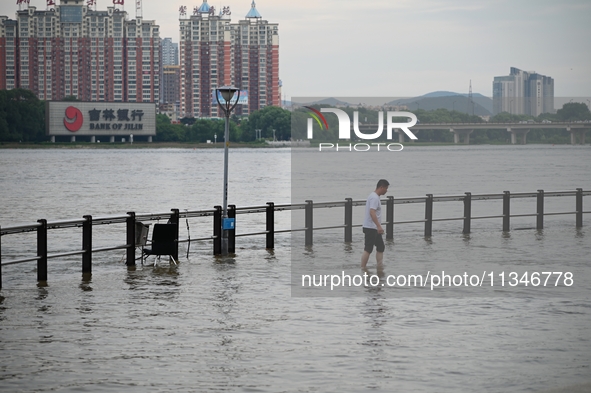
left=264, top=248, right=277, bottom=262
left=360, top=281, right=392, bottom=385
left=36, top=285, right=49, bottom=300
left=80, top=274, right=92, bottom=292
left=0, top=295, right=5, bottom=321
left=208, top=259, right=245, bottom=388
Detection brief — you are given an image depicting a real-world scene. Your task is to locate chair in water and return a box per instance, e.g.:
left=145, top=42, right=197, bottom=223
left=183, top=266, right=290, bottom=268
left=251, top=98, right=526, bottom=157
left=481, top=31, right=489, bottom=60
left=141, top=223, right=178, bottom=266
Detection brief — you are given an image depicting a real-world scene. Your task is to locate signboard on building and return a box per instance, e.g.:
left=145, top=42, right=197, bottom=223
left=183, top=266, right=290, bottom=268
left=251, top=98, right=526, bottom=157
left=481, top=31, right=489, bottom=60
left=46, top=102, right=156, bottom=136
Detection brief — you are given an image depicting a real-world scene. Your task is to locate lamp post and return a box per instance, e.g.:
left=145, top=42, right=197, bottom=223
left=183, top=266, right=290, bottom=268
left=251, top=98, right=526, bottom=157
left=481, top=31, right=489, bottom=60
left=215, top=86, right=240, bottom=256
left=272, top=129, right=276, bottom=141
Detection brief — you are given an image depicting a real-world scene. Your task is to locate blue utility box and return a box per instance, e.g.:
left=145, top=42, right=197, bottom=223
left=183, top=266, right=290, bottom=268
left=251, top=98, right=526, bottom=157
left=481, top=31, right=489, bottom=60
left=222, top=218, right=235, bottom=230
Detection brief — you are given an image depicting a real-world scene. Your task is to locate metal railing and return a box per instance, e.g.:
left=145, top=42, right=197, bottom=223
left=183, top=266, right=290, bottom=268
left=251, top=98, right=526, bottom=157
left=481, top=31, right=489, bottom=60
left=0, top=188, right=588, bottom=289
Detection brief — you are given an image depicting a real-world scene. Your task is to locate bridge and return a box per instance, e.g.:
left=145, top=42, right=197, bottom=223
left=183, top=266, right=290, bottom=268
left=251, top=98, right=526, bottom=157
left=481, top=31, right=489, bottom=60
left=357, top=122, right=590, bottom=145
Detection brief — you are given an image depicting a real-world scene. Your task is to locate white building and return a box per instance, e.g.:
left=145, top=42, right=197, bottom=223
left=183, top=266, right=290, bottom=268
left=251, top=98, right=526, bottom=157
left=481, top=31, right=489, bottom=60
left=493, top=67, right=554, bottom=116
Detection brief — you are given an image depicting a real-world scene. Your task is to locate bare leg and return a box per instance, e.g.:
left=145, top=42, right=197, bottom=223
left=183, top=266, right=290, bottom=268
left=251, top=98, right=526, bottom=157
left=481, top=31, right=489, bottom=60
left=361, top=250, right=371, bottom=269
left=376, top=252, right=385, bottom=277
left=376, top=251, right=384, bottom=268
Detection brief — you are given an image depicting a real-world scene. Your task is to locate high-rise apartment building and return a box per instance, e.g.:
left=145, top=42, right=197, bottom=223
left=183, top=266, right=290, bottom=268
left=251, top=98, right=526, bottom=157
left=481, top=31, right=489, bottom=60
left=161, top=64, right=180, bottom=107
left=179, top=1, right=279, bottom=118
left=160, top=37, right=179, bottom=108
left=0, top=0, right=160, bottom=102
left=161, top=37, right=178, bottom=66
left=493, top=67, right=554, bottom=116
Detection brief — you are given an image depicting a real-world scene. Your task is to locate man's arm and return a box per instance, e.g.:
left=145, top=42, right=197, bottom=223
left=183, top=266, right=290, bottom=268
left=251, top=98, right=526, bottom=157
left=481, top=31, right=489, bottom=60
left=370, top=208, right=383, bottom=234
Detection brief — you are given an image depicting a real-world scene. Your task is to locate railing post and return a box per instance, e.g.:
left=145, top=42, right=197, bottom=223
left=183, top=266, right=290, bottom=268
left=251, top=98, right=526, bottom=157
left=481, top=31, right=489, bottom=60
left=576, top=188, right=583, bottom=228
left=228, top=205, right=236, bottom=254
left=386, top=196, right=394, bottom=241
left=37, top=219, right=48, bottom=282
left=170, top=209, right=180, bottom=261
left=344, top=198, right=353, bottom=243
left=305, top=200, right=313, bottom=246
left=266, top=202, right=275, bottom=249
left=463, top=192, right=472, bottom=234
left=82, top=215, right=92, bottom=275
left=126, top=212, right=136, bottom=266
left=213, top=206, right=222, bottom=255
left=0, top=225, right=3, bottom=290
left=536, top=189, right=544, bottom=230
left=424, top=194, right=433, bottom=238
left=503, top=191, right=511, bottom=232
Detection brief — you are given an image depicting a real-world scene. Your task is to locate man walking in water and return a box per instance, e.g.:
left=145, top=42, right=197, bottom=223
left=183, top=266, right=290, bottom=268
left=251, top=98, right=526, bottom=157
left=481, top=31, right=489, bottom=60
left=361, top=179, right=389, bottom=269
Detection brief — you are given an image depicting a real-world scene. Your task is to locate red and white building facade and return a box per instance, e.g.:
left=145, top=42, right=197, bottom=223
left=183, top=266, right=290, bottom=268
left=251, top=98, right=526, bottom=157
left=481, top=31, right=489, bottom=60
left=0, top=0, right=160, bottom=103
left=179, top=1, right=279, bottom=117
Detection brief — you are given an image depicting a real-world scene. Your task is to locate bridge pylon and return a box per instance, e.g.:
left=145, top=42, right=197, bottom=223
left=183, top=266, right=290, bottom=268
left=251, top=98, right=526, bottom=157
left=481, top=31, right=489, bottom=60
left=450, top=129, right=473, bottom=144
left=507, top=128, right=530, bottom=144
left=567, top=127, right=588, bottom=145
left=394, top=129, right=419, bottom=143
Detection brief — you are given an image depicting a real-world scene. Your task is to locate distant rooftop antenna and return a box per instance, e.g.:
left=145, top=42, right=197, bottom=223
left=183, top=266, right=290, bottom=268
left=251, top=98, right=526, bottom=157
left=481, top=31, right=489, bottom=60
left=136, top=0, right=142, bottom=18
left=468, top=79, right=473, bottom=115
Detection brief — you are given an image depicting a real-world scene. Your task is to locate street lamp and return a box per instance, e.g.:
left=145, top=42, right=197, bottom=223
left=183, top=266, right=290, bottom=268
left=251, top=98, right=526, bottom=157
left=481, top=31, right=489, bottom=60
left=215, top=86, right=240, bottom=256
left=272, top=128, right=276, bottom=141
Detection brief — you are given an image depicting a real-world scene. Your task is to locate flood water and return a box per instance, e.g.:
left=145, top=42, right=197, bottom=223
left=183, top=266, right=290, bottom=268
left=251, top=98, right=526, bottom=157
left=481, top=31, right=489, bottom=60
left=1, top=145, right=590, bottom=392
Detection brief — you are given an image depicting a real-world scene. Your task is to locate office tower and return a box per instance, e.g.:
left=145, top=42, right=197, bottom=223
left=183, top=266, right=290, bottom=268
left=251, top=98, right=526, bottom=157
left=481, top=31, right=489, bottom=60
left=0, top=0, right=160, bottom=102
left=179, top=1, right=279, bottom=118
left=493, top=67, right=554, bottom=115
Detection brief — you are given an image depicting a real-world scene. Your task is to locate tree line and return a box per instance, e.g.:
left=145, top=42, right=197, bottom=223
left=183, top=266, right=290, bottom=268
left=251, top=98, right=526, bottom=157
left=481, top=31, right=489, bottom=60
left=1, top=88, right=589, bottom=144
left=0, top=89, right=292, bottom=143
left=291, top=102, right=591, bottom=144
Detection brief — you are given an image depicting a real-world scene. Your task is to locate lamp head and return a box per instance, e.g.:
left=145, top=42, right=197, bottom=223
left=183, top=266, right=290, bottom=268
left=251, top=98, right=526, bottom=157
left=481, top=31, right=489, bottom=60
left=218, top=86, right=239, bottom=102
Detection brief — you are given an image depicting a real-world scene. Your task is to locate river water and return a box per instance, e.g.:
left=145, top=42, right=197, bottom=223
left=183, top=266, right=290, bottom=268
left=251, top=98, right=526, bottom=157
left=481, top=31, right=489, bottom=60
left=0, top=145, right=590, bottom=392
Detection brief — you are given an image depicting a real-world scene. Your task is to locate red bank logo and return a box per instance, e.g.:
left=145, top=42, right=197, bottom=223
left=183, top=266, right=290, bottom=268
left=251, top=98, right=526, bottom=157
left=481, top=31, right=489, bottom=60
left=63, top=106, right=83, bottom=132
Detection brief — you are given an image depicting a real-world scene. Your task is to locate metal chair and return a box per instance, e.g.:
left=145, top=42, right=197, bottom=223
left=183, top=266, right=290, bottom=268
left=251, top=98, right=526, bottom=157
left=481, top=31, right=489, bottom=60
left=141, top=223, right=178, bottom=266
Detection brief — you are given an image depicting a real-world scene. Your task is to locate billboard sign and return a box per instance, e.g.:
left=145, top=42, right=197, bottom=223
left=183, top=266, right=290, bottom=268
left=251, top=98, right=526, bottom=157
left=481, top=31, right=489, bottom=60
left=46, top=102, right=157, bottom=136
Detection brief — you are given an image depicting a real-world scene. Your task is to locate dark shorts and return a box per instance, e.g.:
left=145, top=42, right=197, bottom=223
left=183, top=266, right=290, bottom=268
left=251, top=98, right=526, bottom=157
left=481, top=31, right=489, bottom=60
left=363, top=227, right=385, bottom=253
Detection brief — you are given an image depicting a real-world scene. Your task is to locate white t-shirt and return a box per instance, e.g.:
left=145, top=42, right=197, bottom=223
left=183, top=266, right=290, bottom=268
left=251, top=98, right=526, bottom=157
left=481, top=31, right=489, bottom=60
left=363, top=191, right=381, bottom=229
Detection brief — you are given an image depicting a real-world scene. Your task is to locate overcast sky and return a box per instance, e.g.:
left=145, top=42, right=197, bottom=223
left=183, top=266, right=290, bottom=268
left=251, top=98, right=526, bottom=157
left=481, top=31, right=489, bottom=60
left=2, top=0, right=590, bottom=100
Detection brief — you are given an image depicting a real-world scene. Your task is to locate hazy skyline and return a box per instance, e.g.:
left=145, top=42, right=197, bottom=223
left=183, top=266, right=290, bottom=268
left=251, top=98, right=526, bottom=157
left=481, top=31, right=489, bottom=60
left=2, top=0, right=591, bottom=100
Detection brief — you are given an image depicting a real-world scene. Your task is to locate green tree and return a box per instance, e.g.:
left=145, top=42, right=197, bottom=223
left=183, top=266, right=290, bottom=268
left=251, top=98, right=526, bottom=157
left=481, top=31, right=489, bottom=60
left=489, top=112, right=531, bottom=123
left=157, top=113, right=172, bottom=125
left=154, top=123, right=186, bottom=142
left=241, top=106, right=291, bottom=141
left=0, top=89, right=45, bottom=142
left=556, top=102, right=591, bottom=121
